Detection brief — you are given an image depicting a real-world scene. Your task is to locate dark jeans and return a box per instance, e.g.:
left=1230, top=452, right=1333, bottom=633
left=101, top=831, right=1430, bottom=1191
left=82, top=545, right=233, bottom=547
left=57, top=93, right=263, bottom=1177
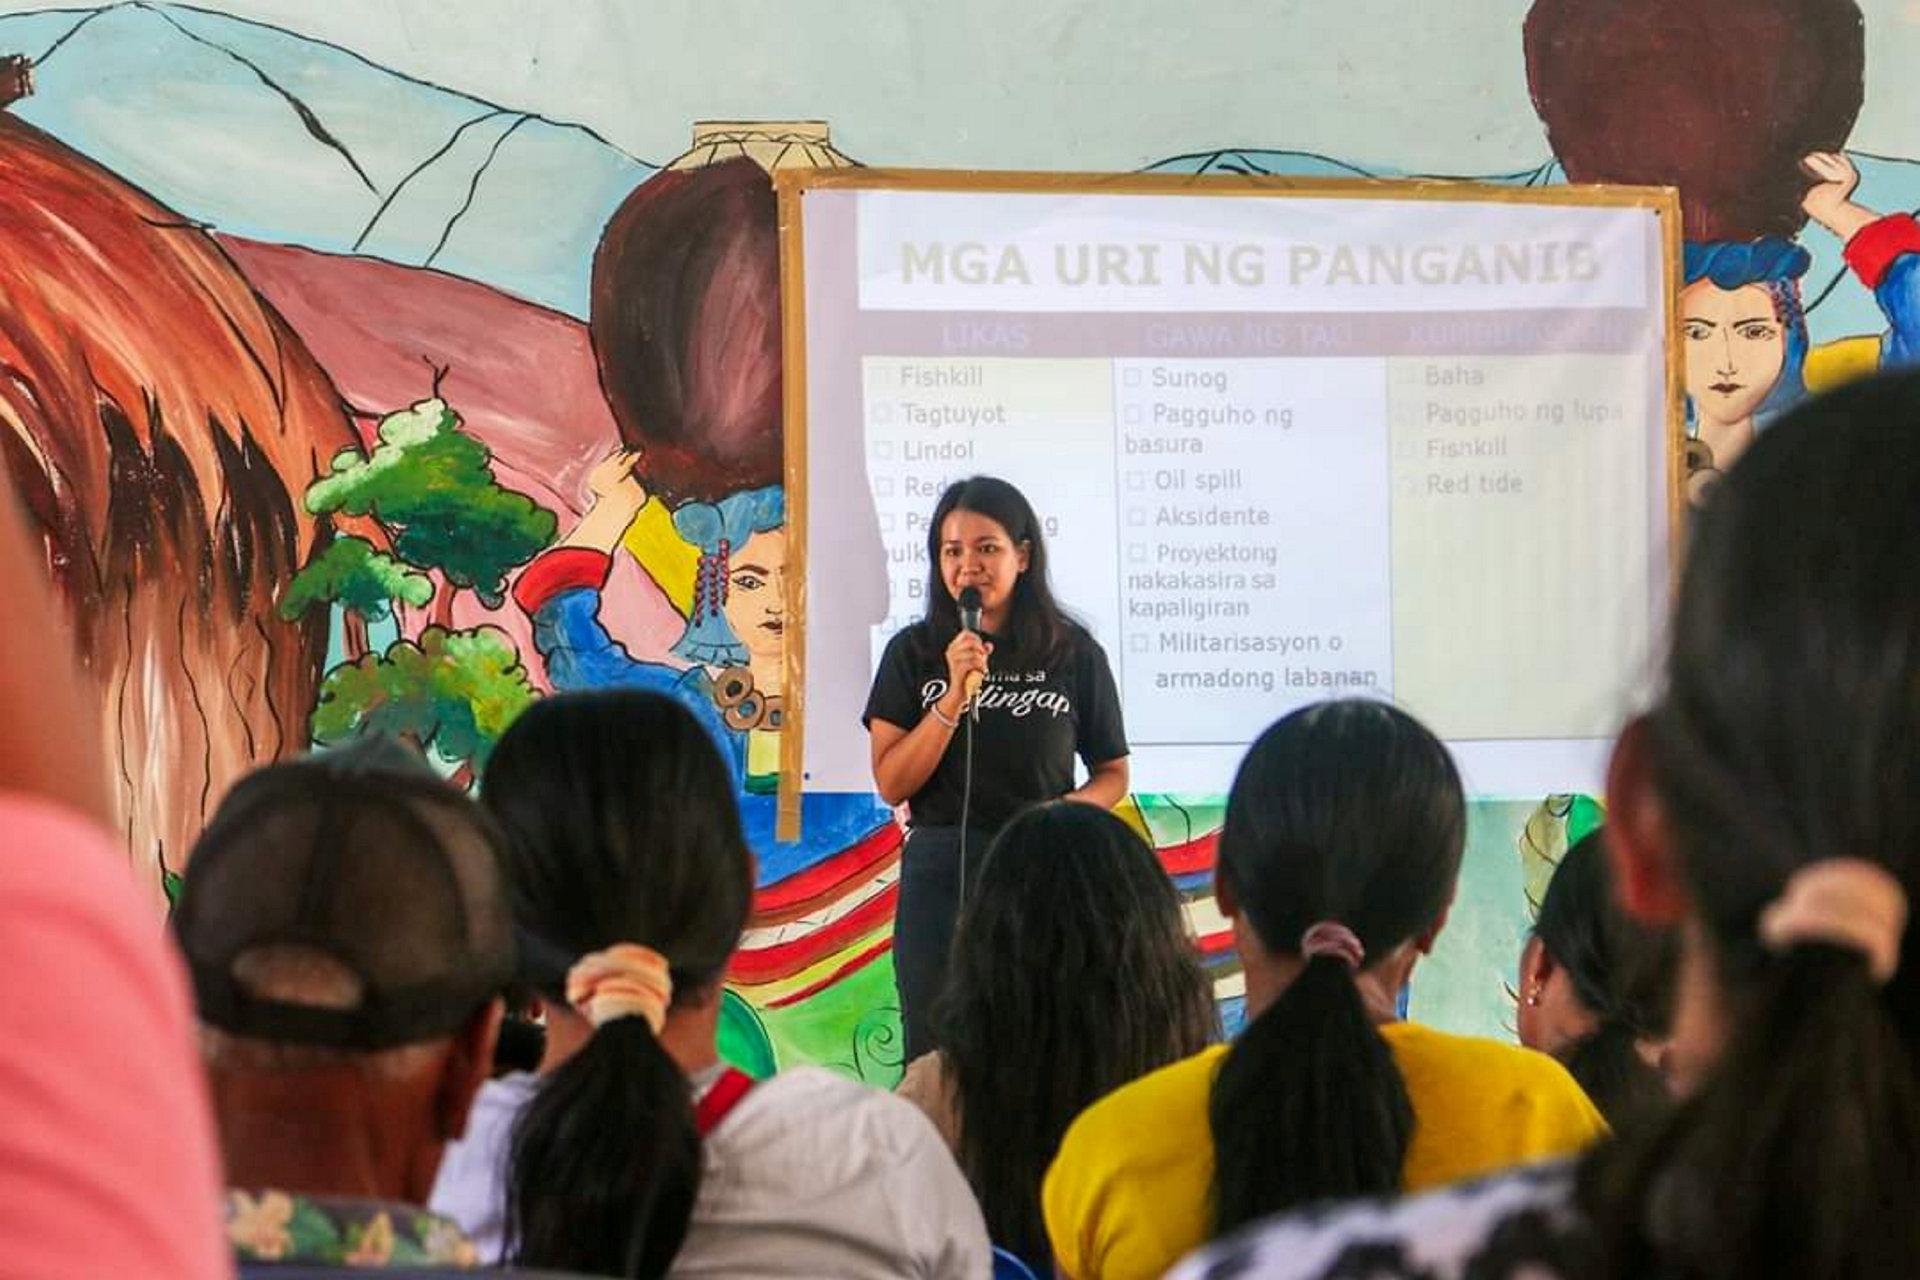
left=894, top=823, right=995, bottom=1062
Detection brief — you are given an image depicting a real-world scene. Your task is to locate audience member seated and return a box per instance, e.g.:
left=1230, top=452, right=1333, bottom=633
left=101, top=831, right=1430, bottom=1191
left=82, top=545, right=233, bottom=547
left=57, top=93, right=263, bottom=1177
left=1518, top=828, right=1678, bottom=1126
left=430, top=690, right=989, bottom=1278
left=1170, top=371, right=1920, bottom=1279
left=0, top=470, right=228, bottom=1276
left=173, top=748, right=513, bottom=1269
left=897, top=801, right=1217, bottom=1271
left=1043, top=699, right=1607, bottom=1280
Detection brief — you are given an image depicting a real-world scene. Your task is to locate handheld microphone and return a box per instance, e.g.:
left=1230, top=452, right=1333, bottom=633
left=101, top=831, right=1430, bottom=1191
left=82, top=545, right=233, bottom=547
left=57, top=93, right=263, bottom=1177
left=956, top=586, right=985, bottom=701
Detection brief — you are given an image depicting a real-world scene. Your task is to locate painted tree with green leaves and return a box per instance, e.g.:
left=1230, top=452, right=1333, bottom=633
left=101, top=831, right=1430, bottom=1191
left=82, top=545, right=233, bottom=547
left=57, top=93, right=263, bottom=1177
left=304, top=398, right=556, bottom=627
left=280, top=535, right=434, bottom=660
left=311, top=626, right=537, bottom=790
left=288, top=397, right=556, bottom=786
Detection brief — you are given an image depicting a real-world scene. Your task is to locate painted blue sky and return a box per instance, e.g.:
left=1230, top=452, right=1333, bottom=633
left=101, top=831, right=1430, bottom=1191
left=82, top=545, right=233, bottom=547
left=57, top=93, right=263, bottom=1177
left=0, top=3, right=650, bottom=316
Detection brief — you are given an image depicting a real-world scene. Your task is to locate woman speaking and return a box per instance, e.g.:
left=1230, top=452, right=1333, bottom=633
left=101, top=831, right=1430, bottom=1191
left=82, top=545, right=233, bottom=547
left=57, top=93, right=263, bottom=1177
left=864, top=476, right=1130, bottom=1059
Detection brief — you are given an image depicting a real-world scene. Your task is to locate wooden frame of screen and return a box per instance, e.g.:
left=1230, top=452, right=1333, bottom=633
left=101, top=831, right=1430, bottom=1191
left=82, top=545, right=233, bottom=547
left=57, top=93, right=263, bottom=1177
left=773, top=167, right=1685, bottom=841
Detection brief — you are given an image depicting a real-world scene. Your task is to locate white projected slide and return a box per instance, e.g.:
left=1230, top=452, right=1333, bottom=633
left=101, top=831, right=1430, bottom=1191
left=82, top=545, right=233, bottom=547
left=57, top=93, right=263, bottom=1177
left=785, top=174, right=1678, bottom=805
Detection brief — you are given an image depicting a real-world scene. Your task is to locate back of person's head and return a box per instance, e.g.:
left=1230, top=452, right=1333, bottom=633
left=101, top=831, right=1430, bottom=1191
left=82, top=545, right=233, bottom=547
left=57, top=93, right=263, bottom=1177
left=940, top=801, right=1216, bottom=1264
left=1523, top=829, right=1677, bottom=1127
left=174, top=745, right=514, bottom=1200
left=1590, top=371, right=1920, bottom=1277
left=482, top=691, right=754, bottom=1279
left=1209, top=699, right=1465, bottom=1235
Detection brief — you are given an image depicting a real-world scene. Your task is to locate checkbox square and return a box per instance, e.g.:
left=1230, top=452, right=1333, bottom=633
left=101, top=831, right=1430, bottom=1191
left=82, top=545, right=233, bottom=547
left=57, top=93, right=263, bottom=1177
left=879, top=512, right=897, bottom=532
left=872, top=403, right=893, bottom=424
left=875, top=477, right=895, bottom=497
left=875, top=440, right=895, bottom=459
left=1126, top=472, right=1147, bottom=492
left=1129, top=633, right=1150, bottom=653
left=1127, top=508, right=1147, bottom=527
left=1127, top=543, right=1148, bottom=563
left=1123, top=368, right=1143, bottom=387
left=1123, top=406, right=1142, bottom=425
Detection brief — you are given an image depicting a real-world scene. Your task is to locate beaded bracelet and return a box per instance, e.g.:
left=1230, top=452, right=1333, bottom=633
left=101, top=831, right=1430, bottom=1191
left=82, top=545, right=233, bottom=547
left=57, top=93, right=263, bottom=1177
left=928, top=703, right=961, bottom=729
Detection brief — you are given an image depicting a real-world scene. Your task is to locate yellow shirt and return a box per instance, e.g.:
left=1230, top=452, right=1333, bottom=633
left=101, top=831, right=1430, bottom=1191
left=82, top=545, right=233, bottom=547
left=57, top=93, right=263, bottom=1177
left=1041, top=1021, right=1607, bottom=1280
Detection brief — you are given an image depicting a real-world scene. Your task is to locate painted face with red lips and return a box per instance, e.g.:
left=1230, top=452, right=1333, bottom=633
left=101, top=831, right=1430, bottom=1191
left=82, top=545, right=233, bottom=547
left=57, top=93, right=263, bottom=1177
left=1682, top=280, right=1788, bottom=430
left=720, top=526, right=786, bottom=674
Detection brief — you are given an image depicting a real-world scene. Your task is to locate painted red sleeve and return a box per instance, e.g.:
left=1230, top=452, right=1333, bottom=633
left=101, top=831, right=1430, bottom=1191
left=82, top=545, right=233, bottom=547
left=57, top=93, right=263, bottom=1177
left=1844, top=213, right=1920, bottom=291
left=512, top=547, right=611, bottom=616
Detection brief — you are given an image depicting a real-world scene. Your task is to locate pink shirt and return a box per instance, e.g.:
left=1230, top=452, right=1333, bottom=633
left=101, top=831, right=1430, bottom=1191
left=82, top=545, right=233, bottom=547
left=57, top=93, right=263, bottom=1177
left=0, top=796, right=229, bottom=1278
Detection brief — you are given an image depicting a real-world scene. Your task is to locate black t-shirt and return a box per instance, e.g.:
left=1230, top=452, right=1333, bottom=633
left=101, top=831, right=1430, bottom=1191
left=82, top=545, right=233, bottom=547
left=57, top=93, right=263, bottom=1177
left=862, top=619, right=1127, bottom=832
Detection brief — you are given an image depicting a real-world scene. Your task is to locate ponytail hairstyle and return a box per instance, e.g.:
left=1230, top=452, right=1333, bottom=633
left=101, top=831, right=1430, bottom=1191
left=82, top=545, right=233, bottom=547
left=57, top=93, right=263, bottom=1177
left=1209, top=699, right=1465, bottom=1235
left=938, top=802, right=1217, bottom=1266
left=1529, top=829, right=1678, bottom=1127
left=481, top=691, right=754, bottom=1278
left=1584, top=371, right=1920, bottom=1279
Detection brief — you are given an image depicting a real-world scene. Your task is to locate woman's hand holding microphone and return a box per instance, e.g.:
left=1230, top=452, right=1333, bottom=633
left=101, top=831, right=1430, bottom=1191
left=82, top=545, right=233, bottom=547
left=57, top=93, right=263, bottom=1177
left=938, top=629, right=991, bottom=725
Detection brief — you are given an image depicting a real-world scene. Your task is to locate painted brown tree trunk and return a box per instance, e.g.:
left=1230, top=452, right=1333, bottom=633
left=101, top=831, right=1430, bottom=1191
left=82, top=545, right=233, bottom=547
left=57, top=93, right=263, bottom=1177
left=429, top=576, right=456, bottom=630
left=0, top=113, right=356, bottom=907
left=341, top=608, right=371, bottom=662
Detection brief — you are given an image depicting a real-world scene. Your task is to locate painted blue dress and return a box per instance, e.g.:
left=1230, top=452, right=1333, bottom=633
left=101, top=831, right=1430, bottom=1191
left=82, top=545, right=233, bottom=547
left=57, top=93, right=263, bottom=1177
left=517, top=548, right=893, bottom=887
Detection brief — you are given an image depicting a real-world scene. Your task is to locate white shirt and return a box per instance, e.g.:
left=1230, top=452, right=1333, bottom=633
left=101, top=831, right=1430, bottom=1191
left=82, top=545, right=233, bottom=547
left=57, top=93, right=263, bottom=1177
left=427, top=1070, right=536, bottom=1262
left=431, top=1065, right=992, bottom=1279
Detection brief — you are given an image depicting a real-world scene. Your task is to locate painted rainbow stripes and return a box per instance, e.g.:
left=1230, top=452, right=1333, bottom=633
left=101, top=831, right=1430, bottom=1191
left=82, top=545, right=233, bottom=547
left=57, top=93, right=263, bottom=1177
left=729, top=817, right=1242, bottom=1013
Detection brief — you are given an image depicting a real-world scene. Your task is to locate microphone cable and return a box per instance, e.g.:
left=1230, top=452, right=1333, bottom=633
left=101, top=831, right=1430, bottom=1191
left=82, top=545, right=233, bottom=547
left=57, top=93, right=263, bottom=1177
left=958, top=684, right=977, bottom=909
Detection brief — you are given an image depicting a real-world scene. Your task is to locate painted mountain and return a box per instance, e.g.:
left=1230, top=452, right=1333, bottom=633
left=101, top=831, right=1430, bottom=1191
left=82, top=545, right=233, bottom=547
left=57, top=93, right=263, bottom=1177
left=0, top=1, right=652, bottom=318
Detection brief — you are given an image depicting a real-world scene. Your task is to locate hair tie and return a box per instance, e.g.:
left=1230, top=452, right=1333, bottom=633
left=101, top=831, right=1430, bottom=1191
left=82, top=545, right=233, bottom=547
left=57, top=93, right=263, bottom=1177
left=565, top=943, right=674, bottom=1033
left=1758, top=859, right=1909, bottom=984
left=1300, top=921, right=1366, bottom=971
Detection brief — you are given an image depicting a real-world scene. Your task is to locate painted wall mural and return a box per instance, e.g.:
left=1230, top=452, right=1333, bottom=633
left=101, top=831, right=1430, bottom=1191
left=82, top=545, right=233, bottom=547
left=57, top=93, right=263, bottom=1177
left=1, top=0, right=1912, bottom=1082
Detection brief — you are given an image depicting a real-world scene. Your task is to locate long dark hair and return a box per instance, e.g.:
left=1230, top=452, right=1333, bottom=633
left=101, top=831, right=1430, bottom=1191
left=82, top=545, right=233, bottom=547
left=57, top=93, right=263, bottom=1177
left=1209, top=700, right=1465, bottom=1235
left=1583, top=371, right=1920, bottom=1278
left=921, top=475, right=1068, bottom=665
left=1532, top=830, right=1677, bottom=1127
left=481, top=691, right=754, bottom=1279
left=938, top=802, right=1216, bottom=1264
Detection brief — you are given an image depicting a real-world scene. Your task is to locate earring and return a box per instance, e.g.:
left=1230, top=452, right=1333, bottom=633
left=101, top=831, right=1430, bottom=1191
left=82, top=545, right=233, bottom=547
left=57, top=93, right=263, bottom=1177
left=1523, top=986, right=1542, bottom=1007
